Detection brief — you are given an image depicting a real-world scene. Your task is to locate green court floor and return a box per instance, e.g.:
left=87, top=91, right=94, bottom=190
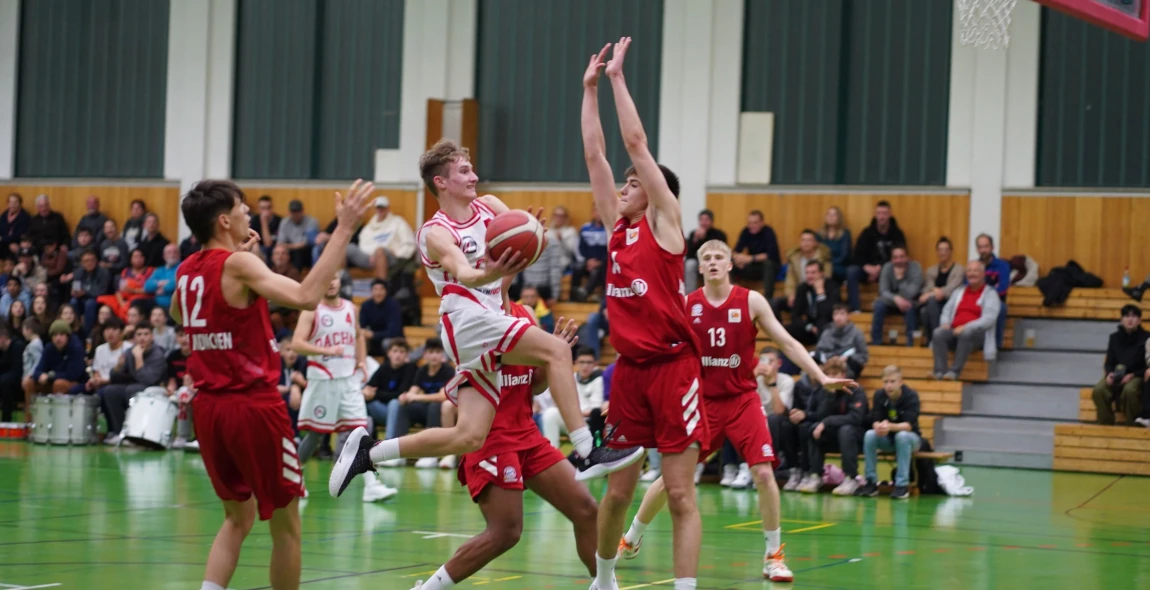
left=1, top=441, right=1149, bottom=589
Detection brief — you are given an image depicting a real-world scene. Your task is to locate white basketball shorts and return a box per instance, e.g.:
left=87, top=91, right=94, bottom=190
left=297, top=378, right=369, bottom=433
left=439, top=294, right=532, bottom=408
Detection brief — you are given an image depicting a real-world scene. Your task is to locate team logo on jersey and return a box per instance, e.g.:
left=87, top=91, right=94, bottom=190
left=700, top=354, right=741, bottom=368
left=691, top=304, right=703, bottom=317
left=762, top=444, right=773, bottom=457
left=729, top=354, right=741, bottom=368
left=321, top=315, right=334, bottom=327
left=460, top=236, right=479, bottom=254
left=630, top=279, right=648, bottom=296
left=313, top=406, right=327, bottom=418
left=728, top=309, right=741, bottom=323
left=626, top=227, right=640, bottom=245
left=503, top=466, right=518, bottom=483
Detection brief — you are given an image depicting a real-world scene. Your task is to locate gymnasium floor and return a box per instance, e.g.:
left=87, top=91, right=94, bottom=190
left=1, top=442, right=1148, bottom=589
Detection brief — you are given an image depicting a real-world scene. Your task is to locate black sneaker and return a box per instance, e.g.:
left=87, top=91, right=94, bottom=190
left=327, top=427, right=377, bottom=498
left=572, top=444, right=646, bottom=481
left=890, top=485, right=910, bottom=500
left=854, top=480, right=879, bottom=497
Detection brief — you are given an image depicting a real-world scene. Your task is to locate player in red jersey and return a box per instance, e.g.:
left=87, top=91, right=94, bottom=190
left=616, top=240, right=856, bottom=582
left=411, top=302, right=599, bottom=590
left=581, top=38, right=706, bottom=590
left=174, top=178, right=373, bottom=590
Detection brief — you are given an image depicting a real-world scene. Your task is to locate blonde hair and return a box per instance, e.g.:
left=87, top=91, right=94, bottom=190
left=419, top=139, right=470, bottom=197
left=697, top=239, right=731, bottom=259
left=881, top=365, right=902, bottom=378
left=822, top=205, right=846, bottom=239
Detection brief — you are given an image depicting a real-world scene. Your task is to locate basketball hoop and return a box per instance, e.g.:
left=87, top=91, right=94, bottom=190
left=957, top=0, right=1019, bottom=50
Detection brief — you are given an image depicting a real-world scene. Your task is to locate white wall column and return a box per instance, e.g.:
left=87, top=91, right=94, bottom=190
left=163, top=0, right=236, bottom=239
left=0, top=0, right=21, bottom=180
left=706, top=0, right=744, bottom=191
left=946, top=1, right=1041, bottom=258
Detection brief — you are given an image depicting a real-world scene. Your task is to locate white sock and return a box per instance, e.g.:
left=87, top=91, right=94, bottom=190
left=569, top=426, right=593, bottom=458
left=200, top=583, right=225, bottom=590
left=623, top=515, right=649, bottom=544
left=764, top=528, right=781, bottom=555
left=368, top=438, right=400, bottom=463
left=595, top=553, right=617, bottom=588
left=420, top=565, right=455, bottom=589
left=673, top=578, right=697, bottom=590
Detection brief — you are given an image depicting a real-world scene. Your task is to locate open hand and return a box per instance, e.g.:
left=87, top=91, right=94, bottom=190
left=553, top=317, right=579, bottom=347
left=335, top=179, right=375, bottom=230
left=820, top=376, right=858, bottom=391
left=605, top=37, right=632, bottom=78
left=583, top=43, right=610, bottom=88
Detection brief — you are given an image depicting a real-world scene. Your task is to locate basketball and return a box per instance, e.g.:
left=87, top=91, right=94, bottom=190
left=485, top=210, right=546, bottom=265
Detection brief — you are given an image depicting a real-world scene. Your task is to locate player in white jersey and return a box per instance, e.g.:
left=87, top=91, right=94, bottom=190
left=293, top=276, right=396, bottom=503
left=330, top=140, right=643, bottom=503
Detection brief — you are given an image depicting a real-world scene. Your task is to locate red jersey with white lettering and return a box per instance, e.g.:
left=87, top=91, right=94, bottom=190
left=687, top=286, right=758, bottom=398
left=177, top=248, right=281, bottom=397
left=606, top=215, right=699, bottom=362
left=470, top=303, right=545, bottom=456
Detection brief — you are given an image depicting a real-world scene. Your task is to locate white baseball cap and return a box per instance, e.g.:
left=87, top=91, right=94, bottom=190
left=373, top=196, right=390, bottom=208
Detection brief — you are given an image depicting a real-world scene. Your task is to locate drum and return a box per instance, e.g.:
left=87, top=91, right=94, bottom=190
left=0, top=422, right=28, bottom=439
left=121, top=387, right=178, bottom=450
left=49, top=394, right=100, bottom=445
left=29, top=395, right=54, bottom=444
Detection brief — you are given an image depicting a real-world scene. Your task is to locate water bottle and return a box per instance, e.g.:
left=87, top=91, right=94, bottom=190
left=1123, top=267, right=1131, bottom=288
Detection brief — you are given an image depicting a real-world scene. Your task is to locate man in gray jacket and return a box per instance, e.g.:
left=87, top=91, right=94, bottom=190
left=931, top=261, right=1001, bottom=379
left=98, top=323, right=168, bottom=441
left=870, top=245, right=923, bottom=346
left=814, top=304, right=869, bottom=378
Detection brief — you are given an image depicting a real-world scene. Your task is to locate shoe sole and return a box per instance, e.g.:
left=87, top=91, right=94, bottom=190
left=765, top=572, right=794, bottom=582
left=364, top=489, right=398, bottom=503
left=574, top=446, right=646, bottom=482
left=329, top=427, right=369, bottom=498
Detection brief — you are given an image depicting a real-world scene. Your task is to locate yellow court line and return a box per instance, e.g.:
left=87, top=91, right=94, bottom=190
left=787, top=522, right=837, bottom=534
left=619, top=578, right=677, bottom=589
left=473, top=576, right=523, bottom=586
left=401, top=570, right=441, bottom=578
left=724, top=518, right=836, bottom=534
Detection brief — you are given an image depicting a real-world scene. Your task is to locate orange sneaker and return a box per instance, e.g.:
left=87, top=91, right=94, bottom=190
left=618, top=535, right=642, bottom=560
left=763, top=544, right=794, bottom=582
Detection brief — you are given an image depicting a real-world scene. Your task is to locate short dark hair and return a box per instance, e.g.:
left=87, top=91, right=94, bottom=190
left=103, top=316, right=124, bottom=330
left=748, top=210, right=764, bottom=220
left=1121, top=304, right=1142, bottom=318
left=976, top=232, right=995, bottom=248
left=0, top=327, right=10, bottom=340
left=387, top=337, right=410, bottom=352
left=833, top=302, right=850, bottom=313
left=800, top=228, right=818, bottom=239
left=371, top=279, right=388, bottom=290
left=698, top=209, right=714, bottom=220
left=76, top=227, right=92, bottom=237
left=623, top=164, right=681, bottom=199
left=258, top=194, right=272, bottom=203
left=23, top=318, right=41, bottom=334
left=80, top=250, right=97, bottom=260
left=133, top=323, right=153, bottom=334
left=424, top=337, right=444, bottom=352
left=876, top=200, right=892, bottom=209
left=936, top=236, right=952, bottom=248
left=759, top=345, right=779, bottom=358
left=891, top=243, right=908, bottom=255
left=574, top=345, right=596, bottom=360
left=8, top=193, right=22, bottom=205
left=130, top=198, right=147, bottom=211
left=805, top=259, right=823, bottom=269
left=6, top=276, right=19, bottom=287
left=173, top=324, right=185, bottom=334
left=182, top=180, right=245, bottom=243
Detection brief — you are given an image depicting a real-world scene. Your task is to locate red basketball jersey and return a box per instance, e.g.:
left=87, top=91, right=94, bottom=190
left=472, top=303, right=545, bottom=456
left=177, top=248, right=282, bottom=398
left=686, top=285, right=757, bottom=398
left=605, top=215, right=699, bottom=362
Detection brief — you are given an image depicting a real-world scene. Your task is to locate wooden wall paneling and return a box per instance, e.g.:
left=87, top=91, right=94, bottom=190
left=238, top=186, right=419, bottom=230
left=0, top=184, right=181, bottom=242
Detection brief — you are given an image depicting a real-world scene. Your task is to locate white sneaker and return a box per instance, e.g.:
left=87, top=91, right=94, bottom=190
left=438, top=455, right=457, bottom=469
left=1136, top=417, right=1150, bottom=428
left=730, top=463, right=753, bottom=489
left=184, top=439, right=200, bottom=452
left=588, top=577, right=619, bottom=590
left=797, top=473, right=822, bottom=493
left=103, top=433, right=123, bottom=446
left=719, top=464, right=738, bottom=487
left=639, top=469, right=661, bottom=482
left=414, top=457, right=439, bottom=469
left=618, top=535, right=642, bottom=559
left=783, top=468, right=802, bottom=491
left=362, top=474, right=398, bottom=503
left=694, top=463, right=704, bottom=484
left=832, top=478, right=859, bottom=496
left=171, top=437, right=188, bottom=449
left=380, top=458, right=407, bottom=468
left=763, top=545, right=794, bottom=582
left=410, top=581, right=423, bottom=589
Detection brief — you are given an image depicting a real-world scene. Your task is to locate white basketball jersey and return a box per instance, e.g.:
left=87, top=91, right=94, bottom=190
left=305, top=299, right=357, bottom=380
left=417, top=199, right=503, bottom=312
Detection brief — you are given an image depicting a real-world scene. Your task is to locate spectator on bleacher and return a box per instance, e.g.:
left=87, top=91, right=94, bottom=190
left=30, top=295, right=52, bottom=338
left=817, top=206, right=851, bottom=283
left=1091, top=304, right=1147, bottom=426
left=25, top=195, right=70, bottom=250
left=27, top=320, right=86, bottom=402
left=73, top=195, right=108, bottom=249
left=870, top=245, right=924, bottom=346
left=358, top=196, right=416, bottom=285
left=930, top=260, right=1001, bottom=380
left=364, top=338, right=418, bottom=440
left=756, top=347, right=802, bottom=488
left=268, top=244, right=301, bottom=281
left=572, top=206, right=608, bottom=302
left=165, top=327, right=196, bottom=449
left=12, top=247, right=45, bottom=293
left=277, top=338, right=306, bottom=436
left=518, top=285, right=555, bottom=333
left=86, top=305, right=115, bottom=353
left=0, top=193, right=30, bottom=254
left=98, top=322, right=166, bottom=444
left=150, top=307, right=176, bottom=353
left=684, top=209, right=728, bottom=293
left=278, top=200, right=319, bottom=270
left=919, top=237, right=963, bottom=344
left=179, top=234, right=201, bottom=261
left=98, top=220, right=129, bottom=276
left=775, top=229, right=832, bottom=315
left=19, top=318, right=42, bottom=415
left=1, top=277, right=29, bottom=319
left=137, top=214, right=169, bottom=267
left=577, top=298, right=608, bottom=360
left=122, top=306, right=143, bottom=341
left=68, top=228, right=97, bottom=267
left=97, top=249, right=153, bottom=320
left=144, top=244, right=180, bottom=312
left=68, top=250, right=111, bottom=333
left=360, top=280, right=403, bottom=357
left=7, top=300, right=26, bottom=339
left=122, top=200, right=147, bottom=251
left=541, top=346, right=605, bottom=448
left=380, top=338, right=455, bottom=468
left=313, top=215, right=366, bottom=273
left=550, top=206, right=581, bottom=276
left=56, top=304, right=83, bottom=341
left=784, top=260, right=837, bottom=345
left=0, top=327, right=24, bottom=422
left=87, top=318, right=126, bottom=393
left=975, top=233, right=1011, bottom=349
left=814, top=304, right=869, bottom=379
left=731, top=210, right=781, bottom=299
left=846, top=201, right=906, bottom=312
left=40, top=240, right=70, bottom=297
left=795, top=358, right=867, bottom=495
left=521, top=231, right=564, bottom=304
left=856, top=365, right=921, bottom=500
left=249, top=195, right=282, bottom=258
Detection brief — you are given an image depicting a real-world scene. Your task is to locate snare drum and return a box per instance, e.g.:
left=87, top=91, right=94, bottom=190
left=29, top=395, right=54, bottom=444
left=0, top=422, right=28, bottom=439
left=30, top=394, right=99, bottom=445
left=121, top=387, right=178, bottom=450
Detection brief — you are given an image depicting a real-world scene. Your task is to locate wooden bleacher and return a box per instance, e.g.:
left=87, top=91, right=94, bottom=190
left=1077, top=387, right=1127, bottom=424
left=858, top=378, right=963, bottom=415
left=1053, top=423, right=1150, bottom=476
left=1007, top=286, right=1148, bottom=320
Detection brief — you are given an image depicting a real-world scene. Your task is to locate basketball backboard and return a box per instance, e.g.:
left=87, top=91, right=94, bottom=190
left=1036, top=0, right=1150, bottom=40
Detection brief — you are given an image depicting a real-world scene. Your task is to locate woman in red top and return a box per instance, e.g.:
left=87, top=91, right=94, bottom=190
left=97, top=249, right=153, bottom=320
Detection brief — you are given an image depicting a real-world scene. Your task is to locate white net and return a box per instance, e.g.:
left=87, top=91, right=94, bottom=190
left=956, top=0, right=1019, bottom=50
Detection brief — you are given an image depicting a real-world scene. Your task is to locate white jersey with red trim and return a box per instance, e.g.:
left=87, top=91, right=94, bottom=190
left=305, top=298, right=357, bottom=381
left=417, top=200, right=502, bottom=313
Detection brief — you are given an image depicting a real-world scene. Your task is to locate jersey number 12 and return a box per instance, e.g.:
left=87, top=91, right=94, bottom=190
left=177, top=275, right=207, bottom=328
left=708, top=327, right=726, bottom=347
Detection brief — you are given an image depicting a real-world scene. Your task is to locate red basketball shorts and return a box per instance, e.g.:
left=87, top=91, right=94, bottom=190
left=606, top=349, right=708, bottom=454
left=193, top=391, right=305, bottom=520
left=457, top=437, right=566, bottom=501
left=700, top=390, right=779, bottom=469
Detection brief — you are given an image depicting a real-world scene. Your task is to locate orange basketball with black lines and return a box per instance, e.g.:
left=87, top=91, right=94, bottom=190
left=485, top=210, right=546, bottom=265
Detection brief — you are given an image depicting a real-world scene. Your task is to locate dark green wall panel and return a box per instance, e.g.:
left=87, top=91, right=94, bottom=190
left=16, top=0, right=169, bottom=178
left=1037, top=7, right=1150, bottom=188
left=741, top=0, right=951, bottom=186
left=476, top=0, right=663, bottom=183
left=233, top=0, right=403, bottom=180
